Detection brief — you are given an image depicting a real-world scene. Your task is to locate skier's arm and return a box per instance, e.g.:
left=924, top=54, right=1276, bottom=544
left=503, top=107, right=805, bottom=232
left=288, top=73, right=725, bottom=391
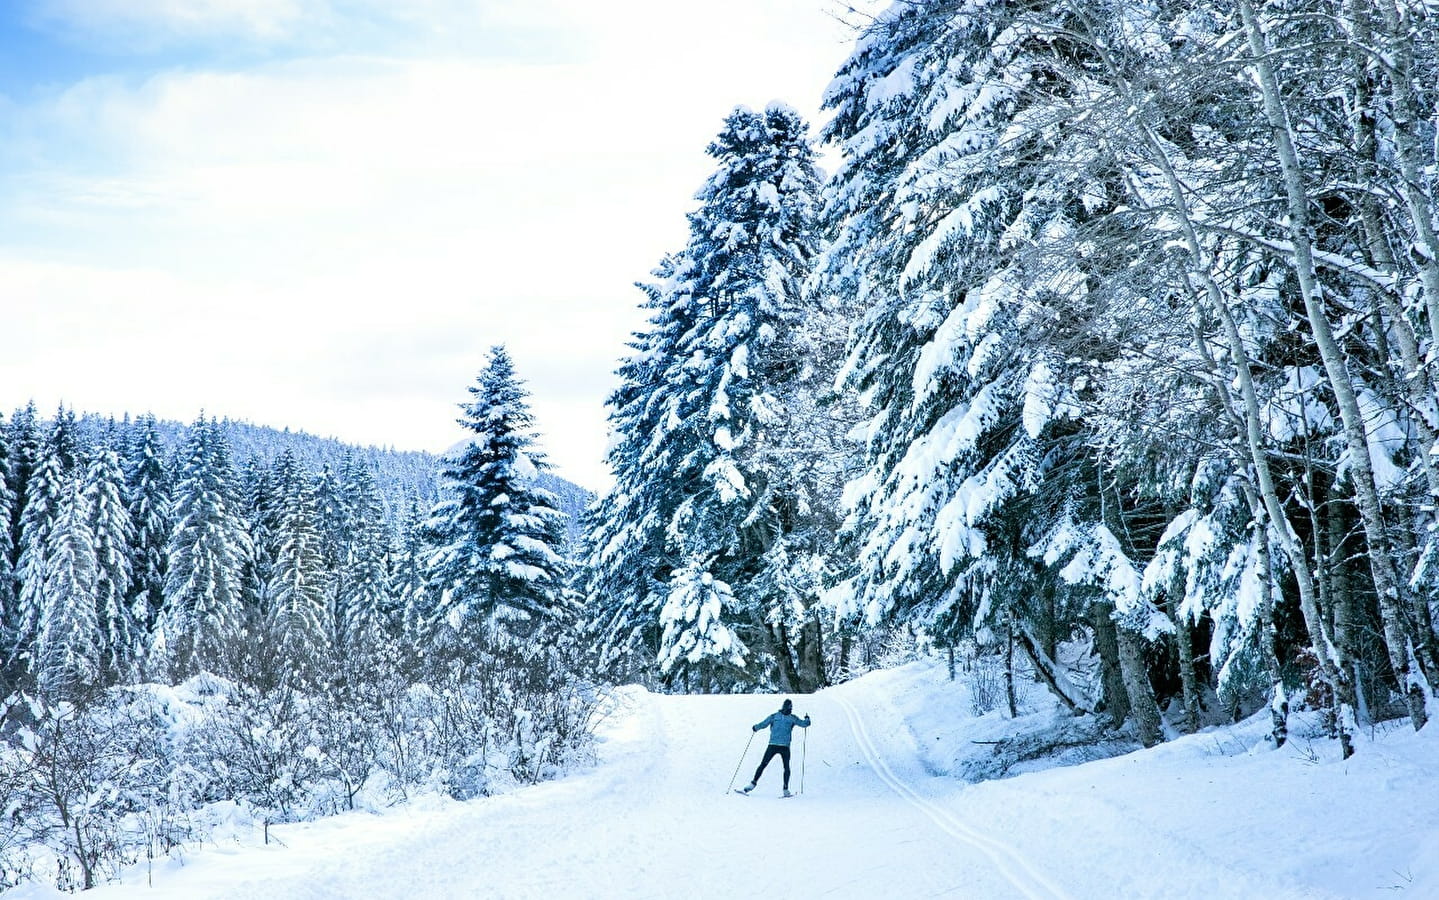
left=753, top=714, right=774, bottom=732
left=800, top=714, right=811, bottom=727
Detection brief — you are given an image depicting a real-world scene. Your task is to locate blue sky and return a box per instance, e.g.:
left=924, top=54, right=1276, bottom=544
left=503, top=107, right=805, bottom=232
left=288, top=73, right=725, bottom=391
left=0, top=0, right=865, bottom=489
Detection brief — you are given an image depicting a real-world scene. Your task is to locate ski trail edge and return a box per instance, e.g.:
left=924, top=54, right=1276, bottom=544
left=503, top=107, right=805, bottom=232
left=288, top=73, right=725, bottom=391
left=834, top=693, right=1072, bottom=900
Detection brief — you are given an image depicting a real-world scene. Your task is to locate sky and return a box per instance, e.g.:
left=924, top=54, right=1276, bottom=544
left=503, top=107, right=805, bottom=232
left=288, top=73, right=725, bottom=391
left=0, top=0, right=874, bottom=490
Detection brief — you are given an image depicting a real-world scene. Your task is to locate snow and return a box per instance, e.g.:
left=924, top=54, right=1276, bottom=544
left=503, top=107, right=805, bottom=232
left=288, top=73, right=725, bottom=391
left=15, top=658, right=1431, bottom=900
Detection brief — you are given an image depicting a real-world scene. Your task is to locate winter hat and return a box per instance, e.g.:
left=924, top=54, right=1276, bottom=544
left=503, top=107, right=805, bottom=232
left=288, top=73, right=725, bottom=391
left=781, top=699, right=793, bottom=714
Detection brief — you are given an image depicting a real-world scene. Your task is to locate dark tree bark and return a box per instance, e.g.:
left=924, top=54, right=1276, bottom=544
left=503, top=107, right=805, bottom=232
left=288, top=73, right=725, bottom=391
left=1092, top=601, right=1129, bottom=725
left=1117, top=626, right=1164, bottom=748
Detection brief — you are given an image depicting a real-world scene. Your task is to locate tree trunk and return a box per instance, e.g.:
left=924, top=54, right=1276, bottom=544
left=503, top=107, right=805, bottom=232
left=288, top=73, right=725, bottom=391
left=1346, top=33, right=1439, bottom=501
left=1092, top=600, right=1129, bottom=726
left=1005, top=613, right=1018, bottom=719
left=796, top=614, right=826, bottom=692
left=1323, top=486, right=1368, bottom=720
left=1174, top=613, right=1201, bottom=735
left=767, top=622, right=800, bottom=694
left=1116, top=625, right=1163, bottom=748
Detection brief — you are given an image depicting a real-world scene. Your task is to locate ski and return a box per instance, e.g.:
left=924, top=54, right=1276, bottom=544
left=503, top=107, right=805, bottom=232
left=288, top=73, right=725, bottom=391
left=734, top=789, right=752, bottom=796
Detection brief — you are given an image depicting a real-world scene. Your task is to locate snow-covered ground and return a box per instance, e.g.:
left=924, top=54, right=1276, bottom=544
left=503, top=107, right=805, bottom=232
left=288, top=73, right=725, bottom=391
left=9, top=659, right=1436, bottom=899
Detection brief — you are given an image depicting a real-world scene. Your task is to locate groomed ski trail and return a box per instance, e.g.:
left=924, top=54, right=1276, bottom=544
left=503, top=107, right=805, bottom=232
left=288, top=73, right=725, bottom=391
left=833, top=693, right=1070, bottom=900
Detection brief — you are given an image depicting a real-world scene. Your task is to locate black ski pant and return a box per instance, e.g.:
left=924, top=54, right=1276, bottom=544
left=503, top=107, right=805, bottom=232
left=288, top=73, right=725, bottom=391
left=752, top=744, right=792, bottom=789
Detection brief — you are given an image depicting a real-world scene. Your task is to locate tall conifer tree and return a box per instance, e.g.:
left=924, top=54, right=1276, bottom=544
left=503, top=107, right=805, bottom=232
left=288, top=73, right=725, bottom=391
left=161, top=419, right=252, bottom=675
left=35, top=472, right=99, bottom=692
left=588, top=104, right=825, bottom=688
left=337, top=456, right=392, bottom=654
left=123, top=413, right=171, bottom=638
left=13, top=422, right=73, bottom=666
left=86, top=441, right=137, bottom=681
left=268, top=468, right=331, bottom=671
left=424, top=345, right=567, bottom=640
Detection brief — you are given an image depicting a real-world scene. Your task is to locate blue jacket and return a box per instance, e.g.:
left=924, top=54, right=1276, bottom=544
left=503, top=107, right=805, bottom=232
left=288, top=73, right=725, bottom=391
left=754, top=711, right=810, bottom=747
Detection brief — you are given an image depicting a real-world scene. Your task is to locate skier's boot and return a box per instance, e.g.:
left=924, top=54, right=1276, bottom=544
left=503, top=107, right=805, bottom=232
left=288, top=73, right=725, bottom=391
left=741, top=783, right=755, bottom=794
left=783, top=789, right=793, bottom=798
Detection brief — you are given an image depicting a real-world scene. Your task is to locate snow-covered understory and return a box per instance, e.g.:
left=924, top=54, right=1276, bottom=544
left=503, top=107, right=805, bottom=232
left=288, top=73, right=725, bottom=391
left=9, top=659, right=1436, bottom=899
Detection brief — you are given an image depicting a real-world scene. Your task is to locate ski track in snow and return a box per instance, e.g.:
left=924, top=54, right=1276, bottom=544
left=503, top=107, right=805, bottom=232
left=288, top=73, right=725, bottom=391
left=832, top=693, right=1070, bottom=900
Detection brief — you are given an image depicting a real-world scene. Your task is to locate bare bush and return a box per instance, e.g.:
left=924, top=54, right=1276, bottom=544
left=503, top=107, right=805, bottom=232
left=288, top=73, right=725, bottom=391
left=1, top=636, right=603, bottom=894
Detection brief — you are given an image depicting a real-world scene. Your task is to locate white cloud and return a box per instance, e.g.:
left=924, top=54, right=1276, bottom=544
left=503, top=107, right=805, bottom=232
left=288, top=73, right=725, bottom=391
left=1, top=1, right=864, bottom=488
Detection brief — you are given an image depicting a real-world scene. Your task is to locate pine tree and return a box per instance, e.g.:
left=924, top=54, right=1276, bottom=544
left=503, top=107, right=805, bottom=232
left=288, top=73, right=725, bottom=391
left=588, top=104, right=826, bottom=688
left=123, top=413, right=171, bottom=638
left=4, top=403, right=41, bottom=597
left=657, top=563, right=744, bottom=682
left=812, top=0, right=1191, bottom=732
left=35, top=471, right=100, bottom=693
left=85, top=440, right=138, bottom=681
left=268, top=467, right=331, bottom=671
left=256, top=449, right=305, bottom=619
left=424, top=346, right=568, bottom=642
left=392, top=498, right=436, bottom=644
left=12, top=425, right=72, bottom=667
left=239, top=455, right=275, bottom=621
left=161, top=418, right=252, bottom=676
left=586, top=254, right=698, bottom=678
left=310, top=463, right=349, bottom=645
left=337, top=455, right=392, bottom=655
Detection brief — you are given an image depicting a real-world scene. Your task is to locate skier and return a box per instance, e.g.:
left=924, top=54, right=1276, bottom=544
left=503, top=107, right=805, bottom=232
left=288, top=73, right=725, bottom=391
left=739, top=699, right=811, bottom=797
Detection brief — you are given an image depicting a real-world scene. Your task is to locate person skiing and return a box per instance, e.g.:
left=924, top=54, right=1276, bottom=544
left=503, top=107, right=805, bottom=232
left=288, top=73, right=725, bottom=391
left=739, top=699, right=811, bottom=797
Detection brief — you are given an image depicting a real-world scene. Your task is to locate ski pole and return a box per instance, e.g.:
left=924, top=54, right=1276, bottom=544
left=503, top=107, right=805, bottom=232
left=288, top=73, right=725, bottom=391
left=800, top=724, right=807, bottom=795
left=726, top=731, right=756, bottom=795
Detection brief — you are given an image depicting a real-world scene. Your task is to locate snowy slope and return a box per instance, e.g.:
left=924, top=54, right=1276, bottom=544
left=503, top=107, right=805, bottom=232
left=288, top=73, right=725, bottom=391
left=12, top=660, right=1436, bottom=899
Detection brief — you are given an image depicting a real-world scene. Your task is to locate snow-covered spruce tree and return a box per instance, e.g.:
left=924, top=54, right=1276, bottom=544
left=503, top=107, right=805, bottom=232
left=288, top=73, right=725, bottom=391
left=588, top=104, right=827, bottom=691
left=392, top=497, right=437, bottom=646
left=85, top=440, right=138, bottom=682
left=818, top=0, right=1246, bottom=741
left=337, top=455, right=393, bottom=655
left=238, top=455, right=275, bottom=622
left=123, top=413, right=171, bottom=641
left=35, top=471, right=99, bottom=693
left=161, top=418, right=253, bottom=677
left=424, top=345, right=568, bottom=644
left=310, top=463, right=349, bottom=622
left=267, top=465, right=331, bottom=675
left=585, top=254, right=696, bottom=681
left=657, top=563, right=745, bottom=681
left=12, top=420, right=78, bottom=670
left=4, top=403, right=42, bottom=596
left=255, top=449, right=305, bottom=619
